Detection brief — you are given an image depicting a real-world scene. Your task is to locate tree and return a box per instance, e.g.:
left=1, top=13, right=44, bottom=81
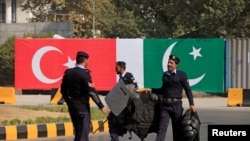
left=111, top=0, right=249, bottom=38
left=174, top=0, right=246, bottom=38
left=0, top=32, right=54, bottom=86
left=95, top=1, right=143, bottom=38
left=21, top=0, right=94, bottom=37
left=0, top=36, right=15, bottom=86
left=21, top=0, right=143, bottom=38
left=21, top=0, right=250, bottom=38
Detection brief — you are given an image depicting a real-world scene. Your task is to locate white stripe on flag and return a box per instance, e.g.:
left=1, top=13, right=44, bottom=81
left=116, top=39, right=144, bottom=88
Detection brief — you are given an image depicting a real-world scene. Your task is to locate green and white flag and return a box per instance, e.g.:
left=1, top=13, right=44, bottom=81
left=116, top=38, right=225, bottom=93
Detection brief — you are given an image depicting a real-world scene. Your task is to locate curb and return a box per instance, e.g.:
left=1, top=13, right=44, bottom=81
left=0, top=120, right=108, bottom=140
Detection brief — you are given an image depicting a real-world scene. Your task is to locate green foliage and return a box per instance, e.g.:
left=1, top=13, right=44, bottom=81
left=95, top=1, right=143, bottom=38
left=0, top=35, right=16, bottom=86
left=111, top=0, right=250, bottom=38
left=21, top=0, right=94, bottom=37
left=0, top=32, right=54, bottom=86
left=23, top=31, right=54, bottom=38
left=1, top=106, right=106, bottom=126
left=20, top=0, right=143, bottom=38
left=90, top=108, right=107, bottom=120
left=35, top=116, right=71, bottom=124
left=21, top=105, right=106, bottom=120
left=20, top=0, right=56, bottom=22
left=1, top=118, right=22, bottom=125
left=1, top=116, right=71, bottom=126
left=18, top=0, right=250, bottom=38
left=22, top=105, right=69, bottom=113
left=9, top=118, right=22, bottom=125
left=23, top=118, right=36, bottom=125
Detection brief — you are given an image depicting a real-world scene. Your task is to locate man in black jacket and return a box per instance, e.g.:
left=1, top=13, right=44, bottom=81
left=145, top=55, right=196, bottom=141
left=108, top=61, right=138, bottom=141
left=60, top=51, right=109, bottom=141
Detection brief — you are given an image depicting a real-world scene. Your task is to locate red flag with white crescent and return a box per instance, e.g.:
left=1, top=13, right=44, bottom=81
left=15, top=38, right=116, bottom=90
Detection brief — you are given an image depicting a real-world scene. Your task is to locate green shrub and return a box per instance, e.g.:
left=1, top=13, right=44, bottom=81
left=0, top=32, right=54, bottom=86
left=21, top=105, right=68, bottom=113
left=0, top=35, right=15, bottom=86
left=0, top=105, right=106, bottom=126
left=1, top=116, right=71, bottom=126
left=90, top=108, right=106, bottom=120
left=23, top=118, right=36, bottom=125
left=23, top=32, right=54, bottom=38
left=9, top=118, right=21, bottom=125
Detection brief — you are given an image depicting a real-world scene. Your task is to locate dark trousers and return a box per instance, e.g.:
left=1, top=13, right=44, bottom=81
left=155, top=101, right=183, bottom=141
left=68, top=105, right=91, bottom=141
left=108, top=112, right=127, bottom=141
left=109, top=124, right=121, bottom=141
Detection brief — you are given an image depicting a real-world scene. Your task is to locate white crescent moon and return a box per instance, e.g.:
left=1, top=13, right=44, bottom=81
left=32, top=46, right=63, bottom=84
left=162, top=42, right=205, bottom=86
left=162, top=42, right=178, bottom=72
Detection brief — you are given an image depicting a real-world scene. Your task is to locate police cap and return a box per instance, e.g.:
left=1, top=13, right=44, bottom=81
left=169, top=55, right=180, bottom=64
left=76, top=51, right=89, bottom=58
left=116, top=61, right=126, bottom=68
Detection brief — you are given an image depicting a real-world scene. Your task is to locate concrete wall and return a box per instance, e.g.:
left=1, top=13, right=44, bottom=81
left=16, top=0, right=33, bottom=23
left=0, top=22, right=73, bottom=44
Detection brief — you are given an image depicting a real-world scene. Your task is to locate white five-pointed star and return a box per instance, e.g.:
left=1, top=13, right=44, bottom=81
left=63, top=56, right=76, bottom=68
left=189, top=46, right=202, bottom=60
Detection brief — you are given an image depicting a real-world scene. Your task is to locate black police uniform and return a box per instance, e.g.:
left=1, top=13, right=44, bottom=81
left=120, top=72, right=138, bottom=89
left=152, top=70, right=194, bottom=141
left=61, top=65, right=104, bottom=141
left=108, top=72, right=138, bottom=141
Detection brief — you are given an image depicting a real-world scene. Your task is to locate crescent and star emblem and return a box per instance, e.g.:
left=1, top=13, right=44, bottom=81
left=162, top=42, right=206, bottom=86
left=31, top=46, right=76, bottom=84
left=32, top=42, right=205, bottom=86
left=32, top=46, right=63, bottom=84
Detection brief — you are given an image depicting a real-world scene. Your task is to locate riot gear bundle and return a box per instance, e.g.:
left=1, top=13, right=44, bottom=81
left=182, top=109, right=201, bottom=141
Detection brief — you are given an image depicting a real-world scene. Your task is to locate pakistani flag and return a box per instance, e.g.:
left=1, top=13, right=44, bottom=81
left=116, top=38, right=225, bottom=93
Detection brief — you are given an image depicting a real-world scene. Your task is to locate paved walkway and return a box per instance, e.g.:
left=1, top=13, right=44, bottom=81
left=4, top=94, right=229, bottom=108
left=3, top=94, right=245, bottom=141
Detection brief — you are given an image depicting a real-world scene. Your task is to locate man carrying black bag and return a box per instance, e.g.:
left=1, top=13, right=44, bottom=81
left=107, top=61, right=138, bottom=141
left=144, top=55, right=197, bottom=141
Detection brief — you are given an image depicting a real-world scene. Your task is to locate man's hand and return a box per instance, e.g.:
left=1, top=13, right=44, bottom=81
left=144, top=88, right=152, bottom=94
left=101, top=106, right=110, bottom=116
left=136, top=88, right=152, bottom=94
left=190, top=105, right=196, bottom=112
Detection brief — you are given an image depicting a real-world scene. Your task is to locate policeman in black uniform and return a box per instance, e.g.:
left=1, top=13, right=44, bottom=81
left=60, top=51, right=109, bottom=141
left=146, top=55, right=196, bottom=141
left=108, top=61, right=138, bottom=141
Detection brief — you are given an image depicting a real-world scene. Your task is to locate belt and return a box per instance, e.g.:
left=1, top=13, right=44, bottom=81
left=162, top=97, right=182, bottom=103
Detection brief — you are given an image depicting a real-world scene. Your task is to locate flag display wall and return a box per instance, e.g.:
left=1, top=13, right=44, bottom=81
left=15, top=38, right=225, bottom=93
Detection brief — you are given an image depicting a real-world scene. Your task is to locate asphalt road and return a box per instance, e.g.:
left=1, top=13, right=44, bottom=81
left=5, top=96, right=250, bottom=141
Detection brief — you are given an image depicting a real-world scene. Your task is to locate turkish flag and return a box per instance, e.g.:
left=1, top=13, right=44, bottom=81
left=15, top=38, right=117, bottom=90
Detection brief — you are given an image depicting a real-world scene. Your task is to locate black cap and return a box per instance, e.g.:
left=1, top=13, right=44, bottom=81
left=169, top=55, right=180, bottom=64
left=76, top=51, right=89, bottom=58
left=116, top=61, right=126, bottom=66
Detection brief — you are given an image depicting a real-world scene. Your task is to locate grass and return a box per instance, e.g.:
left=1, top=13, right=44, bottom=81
left=21, top=104, right=107, bottom=119
left=21, top=105, right=69, bottom=112
left=1, top=116, right=71, bottom=126
left=1, top=105, right=106, bottom=126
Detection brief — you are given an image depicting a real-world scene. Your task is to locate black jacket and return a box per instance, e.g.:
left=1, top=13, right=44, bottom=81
left=152, top=70, right=194, bottom=105
left=60, top=67, right=104, bottom=112
left=120, top=72, right=138, bottom=90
